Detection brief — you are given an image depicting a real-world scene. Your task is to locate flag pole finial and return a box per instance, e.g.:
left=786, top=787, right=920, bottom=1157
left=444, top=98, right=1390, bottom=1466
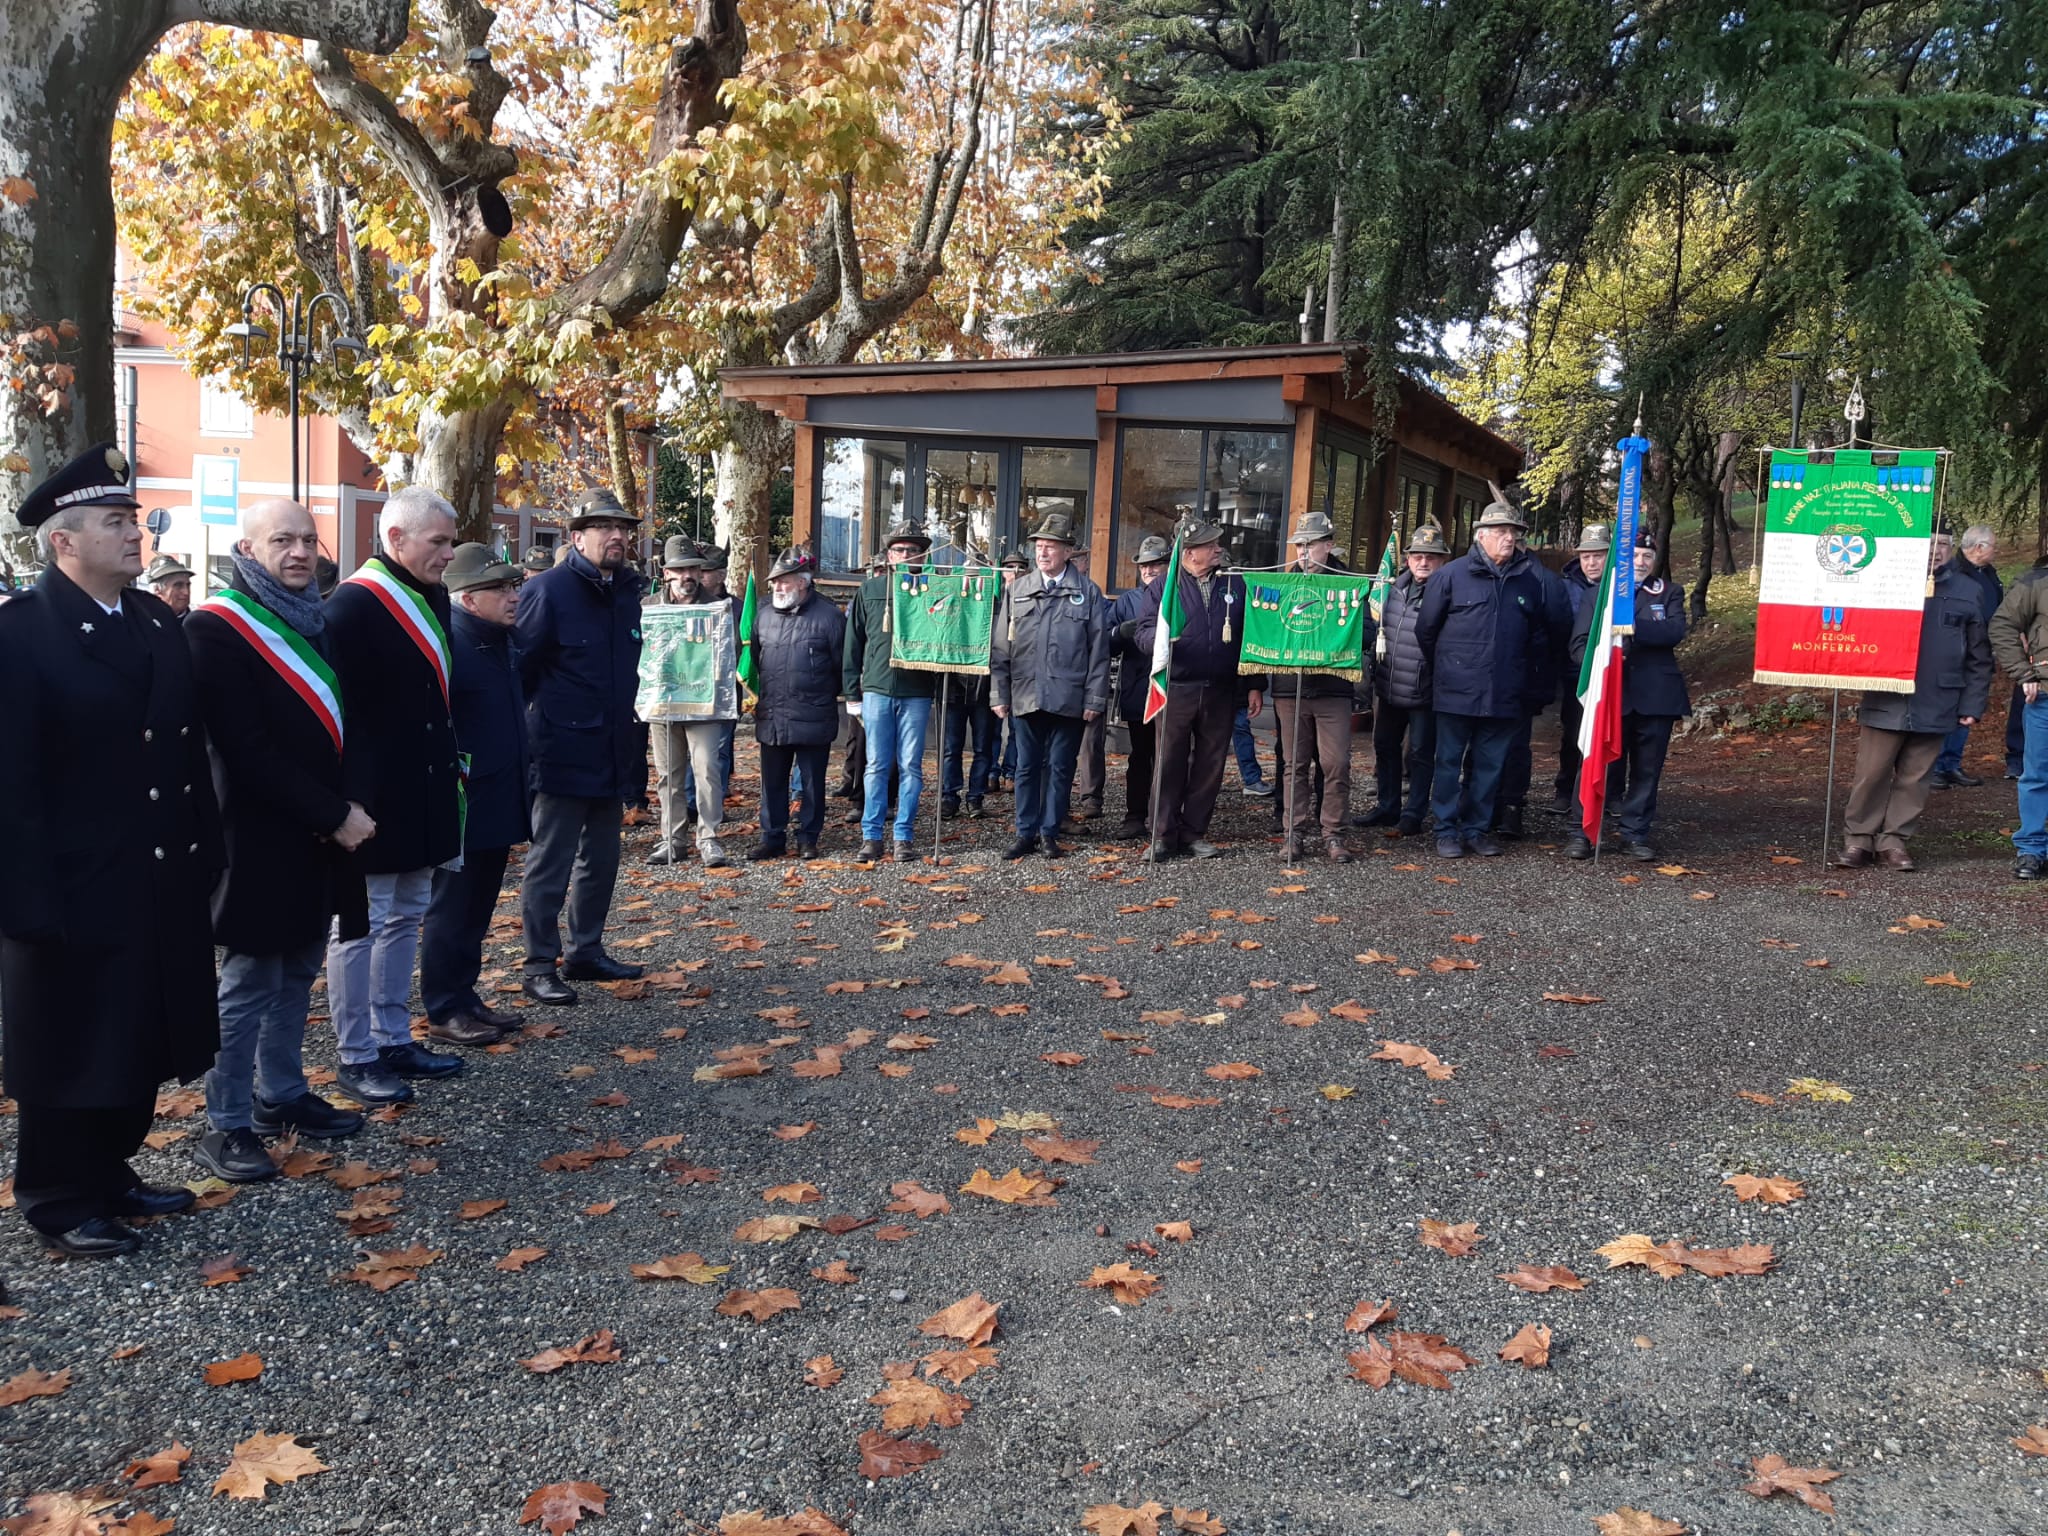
left=1632, top=394, right=1644, bottom=437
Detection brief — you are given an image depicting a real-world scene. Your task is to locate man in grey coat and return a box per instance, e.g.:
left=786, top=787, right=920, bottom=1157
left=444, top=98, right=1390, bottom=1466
left=1833, top=533, right=1994, bottom=871
left=990, top=512, right=1110, bottom=860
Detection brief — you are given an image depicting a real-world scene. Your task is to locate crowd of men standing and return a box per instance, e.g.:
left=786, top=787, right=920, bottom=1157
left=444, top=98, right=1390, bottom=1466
left=2, top=442, right=2043, bottom=1260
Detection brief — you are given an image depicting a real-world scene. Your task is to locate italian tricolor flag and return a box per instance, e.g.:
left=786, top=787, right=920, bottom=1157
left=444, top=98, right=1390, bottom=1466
left=1575, top=536, right=1627, bottom=847
left=1143, top=528, right=1185, bottom=724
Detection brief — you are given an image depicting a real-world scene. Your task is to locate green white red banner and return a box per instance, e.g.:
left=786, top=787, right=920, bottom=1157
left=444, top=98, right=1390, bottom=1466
left=1753, top=448, right=1940, bottom=694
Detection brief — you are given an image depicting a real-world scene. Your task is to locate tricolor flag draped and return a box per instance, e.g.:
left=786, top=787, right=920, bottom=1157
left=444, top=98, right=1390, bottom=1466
left=735, top=570, right=760, bottom=696
left=1576, top=420, right=1650, bottom=846
left=1142, top=527, right=1186, bottom=724
left=1367, top=530, right=1398, bottom=659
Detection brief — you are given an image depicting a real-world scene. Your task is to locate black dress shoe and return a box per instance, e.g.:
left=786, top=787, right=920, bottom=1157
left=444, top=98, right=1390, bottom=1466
left=1002, top=836, right=1040, bottom=861
left=796, top=843, right=820, bottom=861
left=428, top=1012, right=500, bottom=1046
left=1354, top=806, right=1399, bottom=828
left=194, top=1127, right=278, bottom=1183
left=746, top=842, right=787, bottom=862
left=111, top=1182, right=197, bottom=1217
left=1949, top=769, right=1984, bottom=787
left=561, top=953, right=644, bottom=982
left=1624, top=841, right=1657, bottom=862
left=336, top=1061, right=414, bottom=1103
left=472, top=1001, right=522, bottom=1030
left=378, top=1042, right=465, bottom=1080
left=858, top=839, right=885, bottom=861
left=1043, top=838, right=1067, bottom=859
left=2016, top=854, right=2045, bottom=882
left=253, top=1093, right=364, bottom=1139
left=41, top=1217, right=139, bottom=1259
left=523, top=972, right=578, bottom=1006
left=1565, top=835, right=1594, bottom=860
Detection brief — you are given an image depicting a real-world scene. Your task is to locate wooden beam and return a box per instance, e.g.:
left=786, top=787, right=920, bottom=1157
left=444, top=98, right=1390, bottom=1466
left=1287, top=404, right=1320, bottom=535
left=784, top=394, right=807, bottom=423
left=1090, top=416, right=1117, bottom=583
left=718, top=351, right=1355, bottom=402
left=791, top=424, right=817, bottom=552
left=1280, top=373, right=1308, bottom=406
left=1095, top=384, right=1119, bottom=414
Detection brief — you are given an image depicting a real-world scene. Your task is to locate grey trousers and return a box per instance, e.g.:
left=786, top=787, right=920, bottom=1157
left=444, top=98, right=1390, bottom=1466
left=522, top=792, right=623, bottom=971
left=1073, top=712, right=1108, bottom=805
left=652, top=721, right=729, bottom=852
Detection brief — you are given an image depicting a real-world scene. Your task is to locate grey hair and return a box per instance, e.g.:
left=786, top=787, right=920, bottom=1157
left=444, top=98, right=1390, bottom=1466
left=1960, top=523, right=1996, bottom=552
left=380, top=486, right=457, bottom=551
left=33, top=503, right=91, bottom=564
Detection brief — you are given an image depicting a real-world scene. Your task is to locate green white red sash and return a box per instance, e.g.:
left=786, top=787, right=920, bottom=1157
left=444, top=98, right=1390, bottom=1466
left=343, top=556, right=451, bottom=706
left=198, top=588, right=344, bottom=753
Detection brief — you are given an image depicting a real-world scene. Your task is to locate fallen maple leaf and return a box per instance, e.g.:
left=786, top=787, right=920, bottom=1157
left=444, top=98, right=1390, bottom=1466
left=1742, top=1454, right=1840, bottom=1513
left=459, top=1197, right=508, bottom=1220
left=1591, top=1511, right=1685, bottom=1536
left=1786, top=1077, right=1853, bottom=1103
left=918, top=1293, right=1000, bottom=1347
left=1418, top=1218, right=1483, bottom=1256
left=1175, top=1159, right=1203, bottom=1174
left=1022, top=1134, right=1099, bottom=1165
left=954, top=1118, right=997, bottom=1145
left=1344, top=1298, right=1396, bottom=1333
left=2011, top=1425, right=2048, bottom=1457
left=984, top=962, right=1032, bottom=985
left=716, top=1287, right=802, bottom=1323
left=869, top=1377, right=971, bottom=1431
left=0, top=1492, right=118, bottom=1535
left=1497, top=1265, right=1585, bottom=1293
left=203, top=1352, right=264, bottom=1386
left=1154, top=1220, right=1194, bottom=1243
left=199, top=1254, right=250, bottom=1287
left=1923, top=971, right=1972, bottom=989
left=1427, top=955, right=1477, bottom=973
left=1371, top=1040, right=1455, bottom=1080
left=1170, top=1511, right=1226, bottom=1536
left=886, top=1180, right=951, bottom=1218
left=1895, top=912, right=1946, bottom=930
left=629, top=1252, right=731, bottom=1284
left=1328, top=999, right=1377, bottom=1023
left=520, top=1330, right=622, bottom=1374
left=734, top=1214, right=822, bottom=1243
left=518, top=1481, right=608, bottom=1533
left=1041, top=1051, right=1087, bottom=1067
left=960, top=1167, right=1053, bottom=1204
left=811, top=1260, right=859, bottom=1284
left=1081, top=1262, right=1161, bottom=1306
left=126, top=1442, right=191, bottom=1489
left=1203, top=1062, right=1262, bottom=1080
left=0, top=1367, right=71, bottom=1407
left=1724, top=1173, right=1806, bottom=1204
left=1597, top=1234, right=1774, bottom=1279
left=1082, top=1501, right=1169, bottom=1536
left=771, top=1122, right=817, bottom=1141
left=1346, top=1330, right=1477, bottom=1390
left=805, top=1355, right=844, bottom=1390
left=498, top=1247, right=550, bottom=1272
left=993, top=1109, right=1057, bottom=1130
left=212, top=1431, right=330, bottom=1500
left=1541, top=991, right=1604, bottom=1006
left=717, top=1512, right=849, bottom=1536
left=1498, top=1322, right=1551, bottom=1369
left=921, top=1345, right=999, bottom=1383
left=763, top=1181, right=822, bottom=1205
left=856, top=1429, right=942, bottom=1478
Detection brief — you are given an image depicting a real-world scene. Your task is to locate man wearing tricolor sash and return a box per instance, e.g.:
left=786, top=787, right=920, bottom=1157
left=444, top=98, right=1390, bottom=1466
left=188, top=499, right=370, bottom=1181
left=323, top=487, right=469, bottom=1102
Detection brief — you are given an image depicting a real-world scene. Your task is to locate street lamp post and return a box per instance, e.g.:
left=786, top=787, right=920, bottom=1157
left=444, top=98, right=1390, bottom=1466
left=226, top=285, right=366, bottom=504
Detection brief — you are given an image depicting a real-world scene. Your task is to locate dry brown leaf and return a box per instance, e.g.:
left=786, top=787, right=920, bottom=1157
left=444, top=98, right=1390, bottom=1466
left=1597, top=1233, right=1774, bottom=1279
left=855, top=1429, right=943, bottom=1478
left=203, top=1352, right=263, bottom=1386
left=1040, top=1051, right=1087, bottom=1067
left=1591, top=1511, right=1685, bottom=1536
left=1081, top=1262, right=1161, bottom=1306
left=886, top=1180, right=951, bottom=1219
left=1418, top=1218, right=1483, bottom=1256
left=918, top=1293, right=1000, bottom=1347
left=517, top=1481, right=608, bottom=1533
left=1923, top=971, right=1972, bottom=989
left=1203, top=1062, right=1262, bottom=1080
left=1174, top=1159, right=1202, bottom=1174
left=770, top=1122, right=817, bottom=1141
left=804, top=1354, right=844, bottom=1390
left=959, top=1167, right=1054, bottom=1204
left=1153, top=1220, right=1194, bottom=1243
left=126, top=1442, right=192, bottom=1489
left=953, top=1118, right=997, bottom=1145
left=1370, top=1040, right=1455, bottom=1080
left=1497, top=1265, right=1585, bottom=1293
left=199, top=1254, right=250, bottom=1288
left=1497, top=1322, right=1551, bottom=1369
left=1723, top=1173, right=1806, bottom=1204
left=497, top=1247, right=549, bottom=1273
left=629, top=1252, right=731, bottom=1284
left=869, top=1376, right=971, bottom=1430
left=734, top=1214, right=822, bottom=1243
left=212, top=1431, right=330, bottom=1501
left=716, top=1287, right=801, bottom=1323
left=2011, top=1425, right=2048, bottom=1457
left=1150, top=1092, right=1222, bottom=1110
left=1742, top=1455, right=1841, bottom=1513
left=1022, top=1134, right=1100, bottom=1166
left=1541, top=991, right=1604, bottom=1006
left=920, top=1345, right=999, bottom=1383
left=0, top=1492, right=119, bottom=1535
left=458, top=1197, right=508, bottom=1220
left=0, top=1366, right=74, bottom=1407
left=1171, top=1510, right=1227, bottom=1536
left=1427, top=955, right=1478, bottom=973
left=983, top=962, right=1032, bottom=985
left=1344, top=1298, right=1396, bottom=1333
left=811, top=1260, right=860, bottom=1285
left=1345, top=1330, right=1477, bottom=1390
left=1081, top=1504, right=1168, bottom=1536
left=520, top=1330, right=622, bottom=1374
left=763, top=1181, right=822, bottom=1205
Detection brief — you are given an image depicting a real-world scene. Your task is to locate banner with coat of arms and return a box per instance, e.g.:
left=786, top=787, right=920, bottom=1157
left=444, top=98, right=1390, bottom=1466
left=637, top=602, right=739, bottom=721
left=888, top=566, right=998, bottom=675
left=1753, top=448, right=1940, bottom=693
left=1238, top=571, right=1373, bottom=680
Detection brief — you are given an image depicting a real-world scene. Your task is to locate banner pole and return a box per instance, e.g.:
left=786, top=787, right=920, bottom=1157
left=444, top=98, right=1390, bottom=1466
left=1750, top=445, right=1768, bottom=583
left=1284, top=669, right=1305, bottom=860
left=1821, top=688, right=1841, bottom=864
left=932, top=673, right=947, bottom=864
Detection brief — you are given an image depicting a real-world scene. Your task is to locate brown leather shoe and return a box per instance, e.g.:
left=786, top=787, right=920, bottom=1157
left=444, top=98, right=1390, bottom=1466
left=428, top=1012, right=501, bottom=1046
left=1325, top=838, right=1354, bottom=864
left=1831, top=846, right=1875, bottom=869
left=1878, top=846, right=1917, bottom=871
left=472, top=1001, right=521, bottom=1031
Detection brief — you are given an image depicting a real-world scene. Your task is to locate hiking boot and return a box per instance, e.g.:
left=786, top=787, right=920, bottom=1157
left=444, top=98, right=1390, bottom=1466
left=1279, top=836, right=1304, bottom=863
left=858, top=839, right=885, bottom=861
left=892, top=841, right=916, bottom=864
left=963, top=798, right=986, bottom=819
left=2016, top=854, right=2045, bottom=882
left=940, top=796, right=961, bottom=818
left=1324, top=837, right=1353, bottom=864
left=194, top=1127, right=277, bottom=1184
left=1003, top=836, right=1041, bottom=862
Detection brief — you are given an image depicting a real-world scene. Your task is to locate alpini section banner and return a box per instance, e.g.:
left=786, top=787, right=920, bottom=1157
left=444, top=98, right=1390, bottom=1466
left=889, top=566, right=998, bottom=674
left=1753, top=448, right=1939, bottom=694
left=637, top=603, right=738, bottom=721
left=1239, top=571, right=1373, bottom=679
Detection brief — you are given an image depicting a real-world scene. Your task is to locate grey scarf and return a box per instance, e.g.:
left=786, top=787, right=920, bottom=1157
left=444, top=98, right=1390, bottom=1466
left=231, top=549, right=326, bottom=638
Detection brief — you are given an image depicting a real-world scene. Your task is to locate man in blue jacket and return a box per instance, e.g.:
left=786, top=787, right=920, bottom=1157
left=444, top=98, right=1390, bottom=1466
left=1109, top=535, right=1171, bottom=840
left=1930, top=524, right=2005, bottom=789
left=1416, top=499, right=1570, bottom=858
left=1565, top=532, right=1691, bottom=860
left=516, top=490, right=647, bottom=1004
left=419, top=544, right=530, bottom=1044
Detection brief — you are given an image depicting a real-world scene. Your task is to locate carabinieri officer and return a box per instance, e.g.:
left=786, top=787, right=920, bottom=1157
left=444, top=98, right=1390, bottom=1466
left=0, top=443, right=224, bottom=1257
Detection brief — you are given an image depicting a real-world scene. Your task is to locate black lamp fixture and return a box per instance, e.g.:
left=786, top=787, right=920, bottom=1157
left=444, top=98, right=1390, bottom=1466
left=227, top=284, right=367, bottom=504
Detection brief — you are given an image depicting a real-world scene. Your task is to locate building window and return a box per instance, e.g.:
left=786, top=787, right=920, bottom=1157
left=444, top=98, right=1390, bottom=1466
left=924, top=445, right=1003, bottom=566
left=198, top=376, right=254, bottom=438
left=818, top=435, right=907, bottom=577
left=1114, top=426, right=1203, bottom=589
left=1019, top=444, right=1092, bottom=549
left=1113, top=426, right=1290, bottom=586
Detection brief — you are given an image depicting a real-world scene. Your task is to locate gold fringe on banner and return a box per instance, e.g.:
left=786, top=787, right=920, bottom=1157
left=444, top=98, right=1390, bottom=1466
left=1753, top=670, right=1913, bottom=693
left=890, top=657, right=991, bottom=677
left=1239, top=659, right=1364, bottom=682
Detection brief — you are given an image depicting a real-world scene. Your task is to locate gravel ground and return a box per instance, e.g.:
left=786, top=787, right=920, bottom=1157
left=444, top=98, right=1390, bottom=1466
left=2, top=722, right=2045, bottom=1536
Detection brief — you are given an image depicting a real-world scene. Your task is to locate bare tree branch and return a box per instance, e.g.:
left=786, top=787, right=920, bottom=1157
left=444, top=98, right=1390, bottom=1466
left=179, top=0, right=409, bottom=52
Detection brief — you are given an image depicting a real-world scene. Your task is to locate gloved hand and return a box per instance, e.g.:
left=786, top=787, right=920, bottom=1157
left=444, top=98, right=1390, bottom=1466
left=1115, top=619, right=1139, bottom=646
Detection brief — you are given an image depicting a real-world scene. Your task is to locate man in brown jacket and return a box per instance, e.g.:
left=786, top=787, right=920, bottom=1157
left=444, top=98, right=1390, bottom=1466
left=1989, top=562, right=2048, bottom=881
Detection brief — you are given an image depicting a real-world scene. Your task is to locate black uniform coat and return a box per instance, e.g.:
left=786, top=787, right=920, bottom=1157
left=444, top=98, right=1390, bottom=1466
left=1569, top=575, right=1693, bottom=719
left=449, top=605, right=531, bottom=850
left=516, top=550, right=648, bottom=802
left=325, top=561, right=462, bottom=873
left=752, top=589, right=845, bottom=748
left=0, top=567, right=223, bottom=1106
left=1134, top=568, right=1257, bottom=699
left=1374, top=570, right=1434, bottom=710
left=1856, top=564, right=1995, bottom=733
left=187, top=571, right=352, bottom=956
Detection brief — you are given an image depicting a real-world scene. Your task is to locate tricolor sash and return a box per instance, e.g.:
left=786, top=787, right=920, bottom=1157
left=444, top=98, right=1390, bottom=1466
left=343, top=556, right=452, bottom=705
left=198, top=589, right=344, bottom=753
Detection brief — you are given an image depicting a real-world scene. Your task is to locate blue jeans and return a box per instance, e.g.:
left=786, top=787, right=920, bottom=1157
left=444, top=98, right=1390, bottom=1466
left=943, top=696, right=1000, bottom=801
left=1232, top=707, right=1265, bottom=786
left=1934, top=721, right=1972, bottom=776
left=1012, top=711, right=1084, bottom=839
left=2016, top=696, right=2048, bottom=859
left=1430, top=712, right=1517, bottom=839
left=207, top=939, right=323, bottom=1130
left=862, top=694, right=932, bottom=843
left=327, top=868, right=433, bottom=1066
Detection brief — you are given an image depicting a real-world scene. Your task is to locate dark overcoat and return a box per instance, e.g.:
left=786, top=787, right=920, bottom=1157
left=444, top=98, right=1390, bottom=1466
left=0, top=567, right=223, bottom=1106
left=991, top=567, right=1111, bottom=719
left=186, top=572, right=352, bottom=955
left=516, top=550, right=647, bottom=801
left=1111, top=577, right=1163, bottom=721
left=1415, top=545, right=1569, bottom=718
left=1857, top=564, right=1995, bottom=733
left=449, top=604, right=531, bottom=850
left=1569, top=575, right=1693, bottom=719
left=325, top=561, right=463, bottom=873
left=1374, top=570, right=1434, bottom=710
left=752, top=589, right=845, bottom=748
